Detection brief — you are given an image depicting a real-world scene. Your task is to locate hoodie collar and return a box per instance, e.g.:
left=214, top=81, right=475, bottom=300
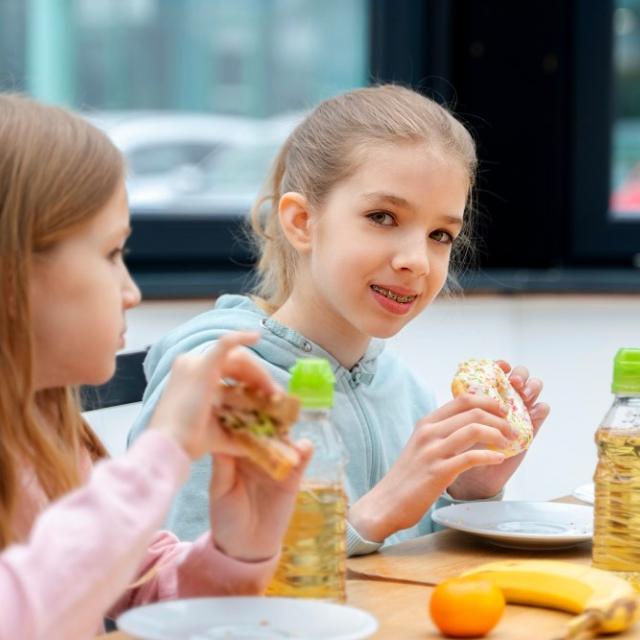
left=260, top=315, right=384, bottom=387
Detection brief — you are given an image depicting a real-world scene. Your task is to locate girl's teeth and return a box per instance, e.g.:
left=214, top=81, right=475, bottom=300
left=372, top=285, right=415, bottom=303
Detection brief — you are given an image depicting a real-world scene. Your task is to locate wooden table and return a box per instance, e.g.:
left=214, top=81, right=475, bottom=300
left=99, top=524, right=640, bottom=639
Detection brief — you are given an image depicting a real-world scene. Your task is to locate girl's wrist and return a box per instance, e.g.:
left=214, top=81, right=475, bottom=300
left=149, top=421, right=185, bottom=453
left=148, top=416, right=201, bottom=460
left=212, top=534, right=278, bottom=564
left=447, top=475, right=501, bottom=501
left=349, top=487, right=400, bottom=543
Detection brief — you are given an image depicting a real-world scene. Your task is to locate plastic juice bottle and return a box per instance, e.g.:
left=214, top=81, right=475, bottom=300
left=593, top=347, right=640, bottom=589
left=266, top=358, right=348, bottom=602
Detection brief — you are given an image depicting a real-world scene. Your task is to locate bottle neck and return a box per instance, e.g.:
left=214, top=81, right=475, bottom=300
left=293, top=406, right=347, bottom=477
left=613, top=394, right=640, bottom=402
left=599, top=394, right=640, bottom=431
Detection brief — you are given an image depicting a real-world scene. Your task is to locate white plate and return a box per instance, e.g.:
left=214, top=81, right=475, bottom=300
left=117, top=596, right=378, bottom=640
left=573, top=482, right=595, bottom=504
left=432, top=501, right=593, bottom=550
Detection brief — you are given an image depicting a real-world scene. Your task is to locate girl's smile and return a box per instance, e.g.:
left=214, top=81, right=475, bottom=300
left=370, top=283, right=419, bottom=315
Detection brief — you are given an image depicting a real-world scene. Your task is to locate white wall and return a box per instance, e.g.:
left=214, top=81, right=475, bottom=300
left=87, top=294, right=640, bottom=502
left=389, top=294, right=640, bottom=502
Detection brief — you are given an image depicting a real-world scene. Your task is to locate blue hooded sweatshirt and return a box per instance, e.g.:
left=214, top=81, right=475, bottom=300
left=128, top=294, right=498, bottom=556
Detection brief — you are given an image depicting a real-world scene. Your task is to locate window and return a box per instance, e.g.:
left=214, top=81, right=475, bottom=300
left=571, top=0, right=640, bottom=266
left=0, top=0, right=369, bottom=291
left=2, top=0, right=638, bottom=294
left=438, top=0, right=640, bottom=280
left=611, top=0, right=640, bottom=219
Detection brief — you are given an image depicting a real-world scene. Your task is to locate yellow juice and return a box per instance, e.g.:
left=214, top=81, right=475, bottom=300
left=593, top=429, right=640, bottom=590
left=266, top=483, right=347, bottom=602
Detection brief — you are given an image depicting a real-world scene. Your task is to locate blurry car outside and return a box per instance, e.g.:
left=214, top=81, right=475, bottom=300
left=85, top=110, right=305, bottom=217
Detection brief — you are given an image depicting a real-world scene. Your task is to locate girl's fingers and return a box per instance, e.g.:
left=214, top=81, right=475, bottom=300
left=200, top=330, right=279, bottom=395
left=208, top=423, right=250, bottom=456
left=209, top=453, right=237, bottom=500
left=424, top=394, right=507, bottom=424
left=427, top=407, right=513, bottom=441
left=495, top=359, right=511, bottom=374
left=440, top=424, right=510, bottom=456
left=276, top=439, right=313, bottom=489
left=507, top=365, right=530, bottom=390
left=219, top=347, right=281, bottom=395
left=529, top=402, right=551, bottom=433
left=522, top=377, right=543, bottom=407
left=496, top=360, right=536, bottom=393
left=204, top=331, right=261, bottom=367
left=495, top=361, right=546, bottom=415
left=443, top=449, right=505, bottom=477
left=212, top=438, right=312, bottom=493
left=294, top=438, right=314, bottom=463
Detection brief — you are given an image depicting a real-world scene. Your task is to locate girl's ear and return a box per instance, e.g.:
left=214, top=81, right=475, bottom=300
left=278, top=191, right=313, bottom=254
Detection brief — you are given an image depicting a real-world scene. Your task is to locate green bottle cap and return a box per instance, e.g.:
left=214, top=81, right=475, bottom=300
left=612, top=348, right=640, bottom=394
left=288, top=358, right=335, bottom=408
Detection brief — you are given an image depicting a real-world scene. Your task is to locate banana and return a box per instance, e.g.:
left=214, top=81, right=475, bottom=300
left=462, top=560, right=639, bottom=637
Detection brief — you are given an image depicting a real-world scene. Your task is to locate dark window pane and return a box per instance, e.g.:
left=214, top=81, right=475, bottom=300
left=611, top=0, right=640, bottom=219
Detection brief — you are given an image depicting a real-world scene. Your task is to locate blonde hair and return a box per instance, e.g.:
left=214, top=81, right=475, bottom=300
left=0, top=94, right=121, bottom=548
left=250, top=84, right=478, bottom=312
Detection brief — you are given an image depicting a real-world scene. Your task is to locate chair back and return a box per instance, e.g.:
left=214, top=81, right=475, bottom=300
left=80, top=349, right=149, bottom=411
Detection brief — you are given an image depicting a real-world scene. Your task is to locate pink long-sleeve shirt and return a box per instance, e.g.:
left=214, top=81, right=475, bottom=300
left=0, top=429, right=278, bottom=640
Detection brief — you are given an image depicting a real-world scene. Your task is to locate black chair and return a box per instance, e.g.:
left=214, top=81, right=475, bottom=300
left=80, top=348, right=149, bottom=411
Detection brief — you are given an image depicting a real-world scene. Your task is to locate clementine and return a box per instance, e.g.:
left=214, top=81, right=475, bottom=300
left=429, top=577, right=505, bottom=638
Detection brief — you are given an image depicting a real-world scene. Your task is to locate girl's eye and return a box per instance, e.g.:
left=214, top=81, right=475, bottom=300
left=109, top=246, right=130, bottom=261
left=430, top=229, right=455, bottom=244
left=367, top=211, right=396, bottom=226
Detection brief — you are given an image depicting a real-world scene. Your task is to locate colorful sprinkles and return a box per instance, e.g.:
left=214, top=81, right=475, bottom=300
left=452, top=359, right=533, bottom=458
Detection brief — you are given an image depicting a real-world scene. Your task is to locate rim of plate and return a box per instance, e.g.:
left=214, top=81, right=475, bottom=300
left=117, top=596, right=379, bottom=640
left=431, top=501, right=593, bottom=541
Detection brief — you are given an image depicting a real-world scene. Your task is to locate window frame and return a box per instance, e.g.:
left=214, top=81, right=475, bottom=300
left=570, top=0, right=640, bottom=265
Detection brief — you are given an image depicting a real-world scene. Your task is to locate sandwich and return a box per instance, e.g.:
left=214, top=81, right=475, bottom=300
left=217, top=383, right=301, bottom=480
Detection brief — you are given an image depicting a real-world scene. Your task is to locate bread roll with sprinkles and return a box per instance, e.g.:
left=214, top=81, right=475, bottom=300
left=451, top=359, right=533, bottom=458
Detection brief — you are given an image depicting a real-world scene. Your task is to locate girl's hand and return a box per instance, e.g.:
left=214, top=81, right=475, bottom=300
left=446, top=361, right=550, bottom=500
left=149, top=330, right=312, bottom=562
left=349, top=393, right=513, bottom=543
left=148, top=332, right=277, bottom=460
left=209, top=443, right=312, bottom=562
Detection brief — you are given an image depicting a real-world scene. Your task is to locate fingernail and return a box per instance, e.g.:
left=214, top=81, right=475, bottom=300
left=530, top=405, right=544, bottom=418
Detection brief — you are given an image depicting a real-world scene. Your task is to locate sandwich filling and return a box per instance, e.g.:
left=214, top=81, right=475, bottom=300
left=218, top=384, right=299, bottom=439
left=220, top=409, right=280, bottom=437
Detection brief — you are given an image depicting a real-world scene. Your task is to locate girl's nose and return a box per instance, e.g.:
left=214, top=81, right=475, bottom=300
left=123, top=269, right=142, bottom=309
left=391, top=237, right=430, bottom=277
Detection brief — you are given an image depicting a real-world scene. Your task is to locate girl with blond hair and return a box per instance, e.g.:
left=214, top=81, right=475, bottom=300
left=0, top=94, right=310, bottom=639
left=131, top=85, right=550, bottom=556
